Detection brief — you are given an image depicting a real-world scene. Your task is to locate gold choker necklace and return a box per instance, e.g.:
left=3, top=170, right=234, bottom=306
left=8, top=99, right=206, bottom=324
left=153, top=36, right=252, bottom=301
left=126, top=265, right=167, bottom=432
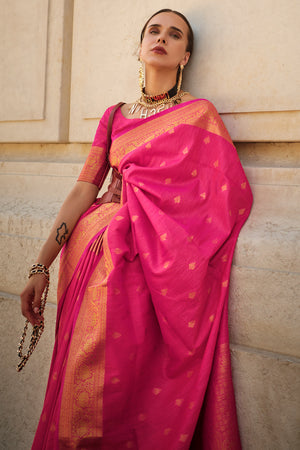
left=129, top=90, right=188, bottom=119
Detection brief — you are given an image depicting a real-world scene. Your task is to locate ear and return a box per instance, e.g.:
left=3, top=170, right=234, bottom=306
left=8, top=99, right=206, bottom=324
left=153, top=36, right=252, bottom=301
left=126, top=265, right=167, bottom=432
left=138, top=44, right=143, bottom=61
left=180, top=51, right=190, bottom=67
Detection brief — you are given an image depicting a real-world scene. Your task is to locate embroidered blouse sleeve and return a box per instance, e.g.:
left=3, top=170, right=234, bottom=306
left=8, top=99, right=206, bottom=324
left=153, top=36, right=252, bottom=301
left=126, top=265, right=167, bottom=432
left=77, top=106, right=114, bottom=188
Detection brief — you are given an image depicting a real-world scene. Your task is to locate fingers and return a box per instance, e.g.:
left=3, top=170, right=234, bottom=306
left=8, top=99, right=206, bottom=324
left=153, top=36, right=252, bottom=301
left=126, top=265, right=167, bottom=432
left=20, top=276, right=46, bottom=326
left=20, top=288, right=37, bottom=326
left=32, top=285, right=43, bottom=316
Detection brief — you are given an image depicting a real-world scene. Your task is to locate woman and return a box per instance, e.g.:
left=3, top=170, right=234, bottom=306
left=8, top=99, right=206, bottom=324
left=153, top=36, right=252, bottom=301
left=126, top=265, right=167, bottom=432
left=20, top=9, right=252, bottom=449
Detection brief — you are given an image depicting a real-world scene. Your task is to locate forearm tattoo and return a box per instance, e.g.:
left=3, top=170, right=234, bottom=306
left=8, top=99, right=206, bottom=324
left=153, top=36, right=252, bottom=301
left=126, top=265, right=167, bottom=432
left=56, top=222, right=69, bottom=245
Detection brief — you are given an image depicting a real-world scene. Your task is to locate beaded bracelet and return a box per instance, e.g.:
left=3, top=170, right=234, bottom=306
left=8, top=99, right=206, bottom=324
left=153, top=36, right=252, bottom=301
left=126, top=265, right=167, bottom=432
left=16, top=263, right=50, bottom=372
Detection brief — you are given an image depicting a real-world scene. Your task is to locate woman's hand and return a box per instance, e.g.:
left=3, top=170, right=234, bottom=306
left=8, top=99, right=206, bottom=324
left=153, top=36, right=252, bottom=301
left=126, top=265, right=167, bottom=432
left=20, top=274, right=48, bottom=326
left=19, top=181, right=99, bottom=325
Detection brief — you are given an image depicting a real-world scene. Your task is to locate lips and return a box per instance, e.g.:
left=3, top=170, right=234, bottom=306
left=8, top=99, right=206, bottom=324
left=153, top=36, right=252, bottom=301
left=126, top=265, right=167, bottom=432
left=152, top=46, right=167, bottom=55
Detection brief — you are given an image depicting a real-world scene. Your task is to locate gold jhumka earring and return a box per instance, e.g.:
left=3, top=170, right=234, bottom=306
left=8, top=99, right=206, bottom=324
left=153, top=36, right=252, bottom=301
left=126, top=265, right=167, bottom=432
left=177, top=64, right=184, bottom=93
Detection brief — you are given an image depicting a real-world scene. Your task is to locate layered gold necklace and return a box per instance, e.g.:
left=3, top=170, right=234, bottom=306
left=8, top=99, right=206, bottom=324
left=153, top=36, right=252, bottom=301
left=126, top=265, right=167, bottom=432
left=128, top=86, right=188, bottom=119
left=129, top=64, right=188, bottom=119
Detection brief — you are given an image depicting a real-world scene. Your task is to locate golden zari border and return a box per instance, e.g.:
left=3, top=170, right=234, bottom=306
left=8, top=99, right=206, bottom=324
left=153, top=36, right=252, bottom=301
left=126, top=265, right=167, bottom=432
left=206, top=342, right=240, bottom=450
left=78, top=145, right=106, bottom=186
left=110, top=100, right=232, bottom=166
left=59, top=251, right=109, bottom=446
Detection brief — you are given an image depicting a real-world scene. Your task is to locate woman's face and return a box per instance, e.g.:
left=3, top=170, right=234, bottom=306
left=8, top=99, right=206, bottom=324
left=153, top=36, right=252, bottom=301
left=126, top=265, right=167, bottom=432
left=140, top=12, right=190, bottom=71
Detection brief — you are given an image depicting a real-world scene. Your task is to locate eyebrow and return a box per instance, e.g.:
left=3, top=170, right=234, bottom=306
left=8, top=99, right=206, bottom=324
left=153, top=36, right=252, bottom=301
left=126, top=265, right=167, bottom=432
left=147, top=24, right=183, bottom=35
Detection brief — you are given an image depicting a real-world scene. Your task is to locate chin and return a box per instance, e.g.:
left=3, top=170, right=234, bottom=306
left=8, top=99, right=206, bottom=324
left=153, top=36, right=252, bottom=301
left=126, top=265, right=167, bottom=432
left=144, top=57, right=174, bottom=71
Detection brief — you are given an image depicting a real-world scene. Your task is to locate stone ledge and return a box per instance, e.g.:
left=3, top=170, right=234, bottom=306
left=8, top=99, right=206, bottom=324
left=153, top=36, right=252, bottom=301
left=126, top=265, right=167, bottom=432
left=246, top=183, right=299, bottom=226
left=3, top=161, right=299, bottom=184
left=0, top=177, right=299, bottom=297
left=0, top=160, right=82, bottom=176
left=245, top=166, right=300, bottom=186
left=0, top=143, right=90, bottom=162
left=0, top=161, right=111, bottom=202
left=229, top=266, right=300, bottom=358
left=234, top=183, right=300, bottom=272
left=235, top=225, right=300, bottom=273
left=0, top=171, right=79, bottom=203
left=0, top=234, right=60, bottom=303
left=0, top=232, right=299, bottom=360
left=236, top=142, right=300, bottom=168
left=0, top=199, right=61, bottom=239
left=1, top=160, right=299, bottom=199
left=0, top=295, right=56, bottom=450
left=231, top=345, right=300, bottom=450
left=1, top=192, right=298, bottom=287
left=1, top=295, right=299, bottom=450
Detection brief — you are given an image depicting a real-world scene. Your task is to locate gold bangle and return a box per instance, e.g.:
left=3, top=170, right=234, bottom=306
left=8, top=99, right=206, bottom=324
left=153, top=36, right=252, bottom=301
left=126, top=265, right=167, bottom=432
left=29, top=263, right=50, bottom=279
left=16, top=264, right=50, bottom=372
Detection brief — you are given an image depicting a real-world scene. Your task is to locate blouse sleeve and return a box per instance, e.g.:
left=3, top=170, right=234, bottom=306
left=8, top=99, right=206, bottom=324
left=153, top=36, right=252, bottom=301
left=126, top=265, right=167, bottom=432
left=77, top=105, right=114, bottom=189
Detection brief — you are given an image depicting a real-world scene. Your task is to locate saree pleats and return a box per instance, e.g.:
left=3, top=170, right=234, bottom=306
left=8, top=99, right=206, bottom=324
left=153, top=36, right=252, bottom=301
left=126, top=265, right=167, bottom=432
left=32, top=100, right=252, bottom=449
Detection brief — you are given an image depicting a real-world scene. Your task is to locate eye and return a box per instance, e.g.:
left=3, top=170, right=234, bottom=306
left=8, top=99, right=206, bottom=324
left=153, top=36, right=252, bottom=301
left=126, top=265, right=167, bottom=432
left=149, top=27, right=159, bottom=35
left=170, top=33, right=180, bottom=39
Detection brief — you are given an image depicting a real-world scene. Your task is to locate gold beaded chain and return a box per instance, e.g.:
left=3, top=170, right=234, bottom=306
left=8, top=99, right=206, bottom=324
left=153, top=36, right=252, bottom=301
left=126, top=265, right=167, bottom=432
left=16, top=263, right=50, bottom=372
left=132, top=63, right=188, bottom=118
left=138, top=90, right=188, bottom=107
left=129, top=91, right=189, bottom=118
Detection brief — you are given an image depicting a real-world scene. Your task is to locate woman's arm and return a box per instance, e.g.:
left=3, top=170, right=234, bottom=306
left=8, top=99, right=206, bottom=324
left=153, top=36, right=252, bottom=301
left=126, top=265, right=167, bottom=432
left=20, top=181, right=99, bottom=325
left=35, top=181, right=98, bottom=267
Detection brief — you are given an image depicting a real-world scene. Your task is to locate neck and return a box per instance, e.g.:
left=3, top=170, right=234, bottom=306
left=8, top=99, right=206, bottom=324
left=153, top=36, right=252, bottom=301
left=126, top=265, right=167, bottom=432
left=143, top=67, right=178, bottom=96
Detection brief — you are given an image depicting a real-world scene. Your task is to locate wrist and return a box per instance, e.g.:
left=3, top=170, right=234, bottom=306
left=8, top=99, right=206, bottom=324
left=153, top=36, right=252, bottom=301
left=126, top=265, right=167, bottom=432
left=29, top=263, right=50, bottom=282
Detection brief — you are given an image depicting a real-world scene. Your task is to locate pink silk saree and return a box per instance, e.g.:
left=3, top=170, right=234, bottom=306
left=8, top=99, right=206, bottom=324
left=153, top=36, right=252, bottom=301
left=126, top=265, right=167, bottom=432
left=32, top=99, right=252, bottom=449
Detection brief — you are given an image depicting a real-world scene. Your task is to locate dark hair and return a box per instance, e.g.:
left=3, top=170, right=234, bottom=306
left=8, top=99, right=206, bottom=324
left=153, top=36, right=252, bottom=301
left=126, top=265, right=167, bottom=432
left=140, top=9, right=194, bottom=57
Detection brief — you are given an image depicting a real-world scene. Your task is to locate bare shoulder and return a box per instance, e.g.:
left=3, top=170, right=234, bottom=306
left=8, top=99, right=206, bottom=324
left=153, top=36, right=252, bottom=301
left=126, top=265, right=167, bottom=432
left=181, top=93, right=197, bottom=103
left=120, top=103, right=135, bottom=119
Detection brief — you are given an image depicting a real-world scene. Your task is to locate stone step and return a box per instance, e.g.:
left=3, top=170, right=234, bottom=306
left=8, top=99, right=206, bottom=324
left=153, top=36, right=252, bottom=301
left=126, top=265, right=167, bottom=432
left=1, top=230, right=298, bottom=359
left=1, top=163, right=299, bottom=297
left=0, top=294, right=56, bottom=449
left=0, top=161, right=82, bottom=202
left=235, top=223, right=300, bottom=273
left=0, top=199, right=61, bottom=239
left=1, top=183, right=299, bottom=278
left=229, top=266, right=299, bottom=358
left=1, top=162, right=299, bottom=219
left=0, top=210, right=299, bottom=302
left=231, top=345, right=300, bottom=450
left=234, top=182, right=300, bottom=272
left=1, top=293, right=299, bottom=450
left=1, top=161, right=299, bottom=198
left=245, top=165, right=300, bottom=186
left=0, top=232, right=60, bottom=303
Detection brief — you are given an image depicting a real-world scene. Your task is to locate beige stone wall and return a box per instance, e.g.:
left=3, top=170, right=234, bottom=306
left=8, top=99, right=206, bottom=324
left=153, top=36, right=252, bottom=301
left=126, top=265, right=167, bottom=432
left=1, top=0, right=299, bottom=142
left=0, top=1, right=299, bottom=449
left=0, top=0, right=73, bottom=142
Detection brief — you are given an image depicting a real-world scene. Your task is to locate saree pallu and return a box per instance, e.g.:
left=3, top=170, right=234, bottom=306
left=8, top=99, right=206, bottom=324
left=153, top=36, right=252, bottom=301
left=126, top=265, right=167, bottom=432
left=32, top=99, right=253, bottom=449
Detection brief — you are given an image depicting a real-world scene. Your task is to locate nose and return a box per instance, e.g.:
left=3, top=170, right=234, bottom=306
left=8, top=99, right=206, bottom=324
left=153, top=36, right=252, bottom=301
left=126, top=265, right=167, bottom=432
left=157, top=36, right=166, bottom=44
